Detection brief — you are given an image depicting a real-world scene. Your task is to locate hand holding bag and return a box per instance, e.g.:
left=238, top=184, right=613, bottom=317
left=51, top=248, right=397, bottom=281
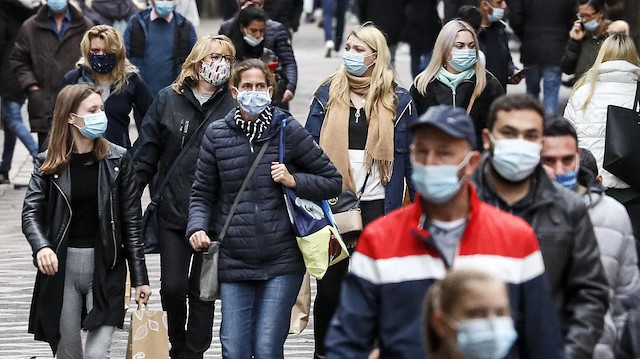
left=328, top=173, right=369, bottom=246
left=126, top=304, right=169, bottom=359
left=604, top=82, right=640, bottom=189
left=279, top=118, right=349, bottom=279
left=198, top=140, right=270, bottom=301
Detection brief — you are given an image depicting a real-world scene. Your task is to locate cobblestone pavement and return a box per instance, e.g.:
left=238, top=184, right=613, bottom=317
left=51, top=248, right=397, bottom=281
left=0, top=11, right=573, bottom=358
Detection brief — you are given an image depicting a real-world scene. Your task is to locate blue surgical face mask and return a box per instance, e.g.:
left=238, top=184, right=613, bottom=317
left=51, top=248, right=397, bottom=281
left=490, top=134, right=542, bottom=182
left=449, top=49, right=477, bottom=72
left=554, top=155, right=579, bottom=190
left=343, top=52, right=376, bottom=76
left=154, top=0, right=175, bottom=17
left=47, top=0, right=68, bottom=13
left=72, top=111, right=108, bottom=140
left=243, top=34, right=264, bottom=47
left=411, top=152, right=472, bottom=204
left=488, top=5, right=505, bottom=22
left=583, top=18, right=600, bottom=32
left=235, top=89, right=271, bottom=116
left=454, top=317, right=518, bottom=359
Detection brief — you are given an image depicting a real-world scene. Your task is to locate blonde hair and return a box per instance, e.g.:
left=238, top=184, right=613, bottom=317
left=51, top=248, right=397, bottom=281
left=40, top=84, right=110, bottom=174
left=321, top=24, right=397, bottom=121
left=79, top=25, right=138, bottom=94
left=172, top=35, right=236, bottom=93
left=413, top=20, right=487, bottom=114
left=571, top=33, right=640, bottom=109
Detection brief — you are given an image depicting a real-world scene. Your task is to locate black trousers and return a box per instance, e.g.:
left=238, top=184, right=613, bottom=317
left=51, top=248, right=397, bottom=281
left=313, top=199, right=385, bottom=356
left=158, top=227, right=215, bottom=359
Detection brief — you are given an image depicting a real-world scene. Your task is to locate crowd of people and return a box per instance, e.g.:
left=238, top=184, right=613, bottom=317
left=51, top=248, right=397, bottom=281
left=2, top=0, right=640, bottom=358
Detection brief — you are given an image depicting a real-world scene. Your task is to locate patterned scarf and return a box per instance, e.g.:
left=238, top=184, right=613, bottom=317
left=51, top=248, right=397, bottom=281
left=235, top=106, right=273, bottom=142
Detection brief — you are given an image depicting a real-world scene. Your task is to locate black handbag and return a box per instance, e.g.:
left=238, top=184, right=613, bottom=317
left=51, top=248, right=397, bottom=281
left=603, top=82, right=640, bottom=189
left=328, top=173, right=369, bottom=246
left=141, top=101, right=224, bottom=253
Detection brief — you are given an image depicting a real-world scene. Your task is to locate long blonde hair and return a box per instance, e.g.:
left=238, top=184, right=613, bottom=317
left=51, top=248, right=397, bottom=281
left=413, top=20, right=487, bottom=114
left=172, top=35, right=236, bottom=93
left=571, top=33, right=640, bottom=109
left=79, top=25, right=138, bottom=94
left=40, top=84, right=110, bottom=174
left=322, top=24, right=398, bottom=120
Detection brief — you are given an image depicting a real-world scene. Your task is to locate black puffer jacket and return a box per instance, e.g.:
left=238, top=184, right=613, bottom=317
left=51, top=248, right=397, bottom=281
left=263, top=0, right=303, bottom=32
left=132, top=83, right=236, bottom=230
left=22, top=143, right=149, bottom=352
left=220, top=19, right=298, bottom=94
left=410, top=72, right=504, bottom=150
left=402, top=0, right=441, bottom=52
left=187, top=107, right=342, bottom=282
left=471, top=158, right=609, bottom=359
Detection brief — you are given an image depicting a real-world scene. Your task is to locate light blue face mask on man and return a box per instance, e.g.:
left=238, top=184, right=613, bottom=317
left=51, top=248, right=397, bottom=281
left=488, top=5, right=505, bottom=22
left=449, top=49, right=477, bottom=72
left=411, top=152, right=472, bottom=204
left=47, top=0, right=68, bottom=13
left=154, top=0, right=176, bottom=17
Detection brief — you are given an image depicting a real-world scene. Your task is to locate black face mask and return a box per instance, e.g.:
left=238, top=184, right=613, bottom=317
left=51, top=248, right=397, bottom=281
left=89, top=53, right=117, bottom=74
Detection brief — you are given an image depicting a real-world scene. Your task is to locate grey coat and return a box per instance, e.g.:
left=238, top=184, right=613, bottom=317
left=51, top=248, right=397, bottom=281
left=581, top=181, right=640, bottom=359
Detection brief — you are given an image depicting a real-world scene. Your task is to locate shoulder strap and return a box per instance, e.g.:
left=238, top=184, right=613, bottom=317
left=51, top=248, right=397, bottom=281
left=150, top=97, right=225, bottom=204
left=634, top=81, right=640, bottom=112
left=217, top=140, right=270, bottom=243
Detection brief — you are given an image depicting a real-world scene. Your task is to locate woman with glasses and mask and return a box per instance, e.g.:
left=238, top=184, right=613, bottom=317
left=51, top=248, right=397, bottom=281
left=187, top=58, right=341, bottom=359
left=304, top=23, right=417, bottom=359
left=424, top=269, right=517, bottom=359
left=561, top=0, right=612, bottom=85
left=64, top=25, right=153, bottom=149
left=410, top=19, right=504, bottom=150
left=133, top=35, right=237, bottom=359
left=22, top=83, right=151, bottom=357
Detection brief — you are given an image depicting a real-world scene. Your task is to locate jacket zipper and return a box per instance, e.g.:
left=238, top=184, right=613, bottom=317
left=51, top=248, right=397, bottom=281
left=53, top=181, right=72, bottom=254
left=109, top=192, right=118, bottom=269
left=395, top=101, right=412, bottom=127
left=452, top=88, right=457, bottom=106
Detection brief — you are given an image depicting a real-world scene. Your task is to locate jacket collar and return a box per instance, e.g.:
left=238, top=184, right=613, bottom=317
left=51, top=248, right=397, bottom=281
left=34, top=4, right=85, bottom=30
left=225, top=105, right=289, bottom=142
left=139, top=8, right=186, bottom=26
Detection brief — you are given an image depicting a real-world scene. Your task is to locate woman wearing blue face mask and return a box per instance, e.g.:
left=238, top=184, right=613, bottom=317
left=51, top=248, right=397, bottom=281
left=411, top=19, right=504, bottom=150
left=304, top=23, right=417, bottom=358
left=22, top=83, right=152, bottom=357
left=187, top=58, right=341, bottom=359
left=424, top=269, right=517, bottom=359
left=64, top=25, right=153, bottom=149
left=561, top=0, right=612, bottom=85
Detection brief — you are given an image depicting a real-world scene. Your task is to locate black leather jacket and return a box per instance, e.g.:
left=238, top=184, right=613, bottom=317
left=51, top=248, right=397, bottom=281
left=22, top=143, right=148, bottom=287
left=472, top=156, right=609, bottom=359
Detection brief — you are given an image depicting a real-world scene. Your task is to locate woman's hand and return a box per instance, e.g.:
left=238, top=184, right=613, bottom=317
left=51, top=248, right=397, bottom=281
left=36, top=247, right=58, bottom=276
left=271, top=162, right=296, bottom=188
left=135, top=285, right=152, bottom=305
left=189, top=230, right=211, bottom=251
left=282, top=90, right=294, bottom=103
left=570, top=20, right=586, bottom=41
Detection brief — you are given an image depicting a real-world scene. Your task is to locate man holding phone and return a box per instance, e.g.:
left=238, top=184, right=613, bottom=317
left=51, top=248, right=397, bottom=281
left=476, top=0, right=523, bottom=90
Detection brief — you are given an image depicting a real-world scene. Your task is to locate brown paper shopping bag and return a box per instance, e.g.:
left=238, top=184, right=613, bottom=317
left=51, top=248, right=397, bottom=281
left=126, top=304, right=169, bottom=359
left=289, top=272, right=311, bottom=334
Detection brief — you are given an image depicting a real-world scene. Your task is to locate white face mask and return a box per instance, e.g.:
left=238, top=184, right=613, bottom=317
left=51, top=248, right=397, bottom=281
left=490, top=134, right=542, bottom=182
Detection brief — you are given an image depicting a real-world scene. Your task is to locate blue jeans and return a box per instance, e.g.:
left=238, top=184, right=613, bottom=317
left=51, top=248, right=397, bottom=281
left=220, top=274, right=304, bottom=359
left=525, top=65, right=562, bottom=116
left=411, top=48, right=432, bottom=79
left=1, top=100, right=38, bottom=173
left=322, top=0, right=348, bottom=49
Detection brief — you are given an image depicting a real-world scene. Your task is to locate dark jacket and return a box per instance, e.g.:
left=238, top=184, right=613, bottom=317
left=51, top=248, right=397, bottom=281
left=22, top=143, right=149, bottom=353
left=123, top=8, right=197, bottom=95
left=410, top=72, right=505, bottom=150
left=561, top=32, right=609, bottom=81
left=479, top=21, right=517, bottom=90
left=402, top=0, right=441, bottom=51
left=443, top=0, right=478, bottom=22
left=0, top=0, right=37, bottom=102
left=305, top=82, right=416, bottom=214
left=220, top=18, right=298, bottom=94
left=508, top=0, right=576, bottom=66
left=133, top=83, right=236, bottom=231
left=616, top=290, right=640, bottom=359
left=471, top=157, right=609, bottom=359
left=263, top=0, right=304, bottom=32
left=64, top=65, right=153, bottom=148
left=358, top=0, right=408, bottom=46
left=79, top=0, right=139, bottom=25
left=187, top=107, right=342, bottom=282
left=10, top=5, right=93, bottom=132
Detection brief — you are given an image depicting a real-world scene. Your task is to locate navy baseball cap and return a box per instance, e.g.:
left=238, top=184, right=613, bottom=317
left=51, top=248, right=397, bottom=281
left=409, top=105, right=477, bottom=148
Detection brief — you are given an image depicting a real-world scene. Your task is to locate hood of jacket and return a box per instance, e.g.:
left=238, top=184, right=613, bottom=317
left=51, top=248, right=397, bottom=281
left=594, top=60, right=640, bottom=84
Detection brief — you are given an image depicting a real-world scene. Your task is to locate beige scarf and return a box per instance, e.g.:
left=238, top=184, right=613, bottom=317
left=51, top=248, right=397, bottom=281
left=319, top=74, right=395, bottom=192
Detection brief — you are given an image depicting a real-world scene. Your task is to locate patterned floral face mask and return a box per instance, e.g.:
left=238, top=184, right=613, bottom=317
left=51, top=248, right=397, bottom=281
left=199, top=60, right=230, bottom=86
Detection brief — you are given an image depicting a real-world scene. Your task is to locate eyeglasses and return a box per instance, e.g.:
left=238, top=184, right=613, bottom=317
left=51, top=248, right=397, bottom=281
left=576, top=12, right=597, bottom=20
left=209, top=53, right=234, bottom=63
